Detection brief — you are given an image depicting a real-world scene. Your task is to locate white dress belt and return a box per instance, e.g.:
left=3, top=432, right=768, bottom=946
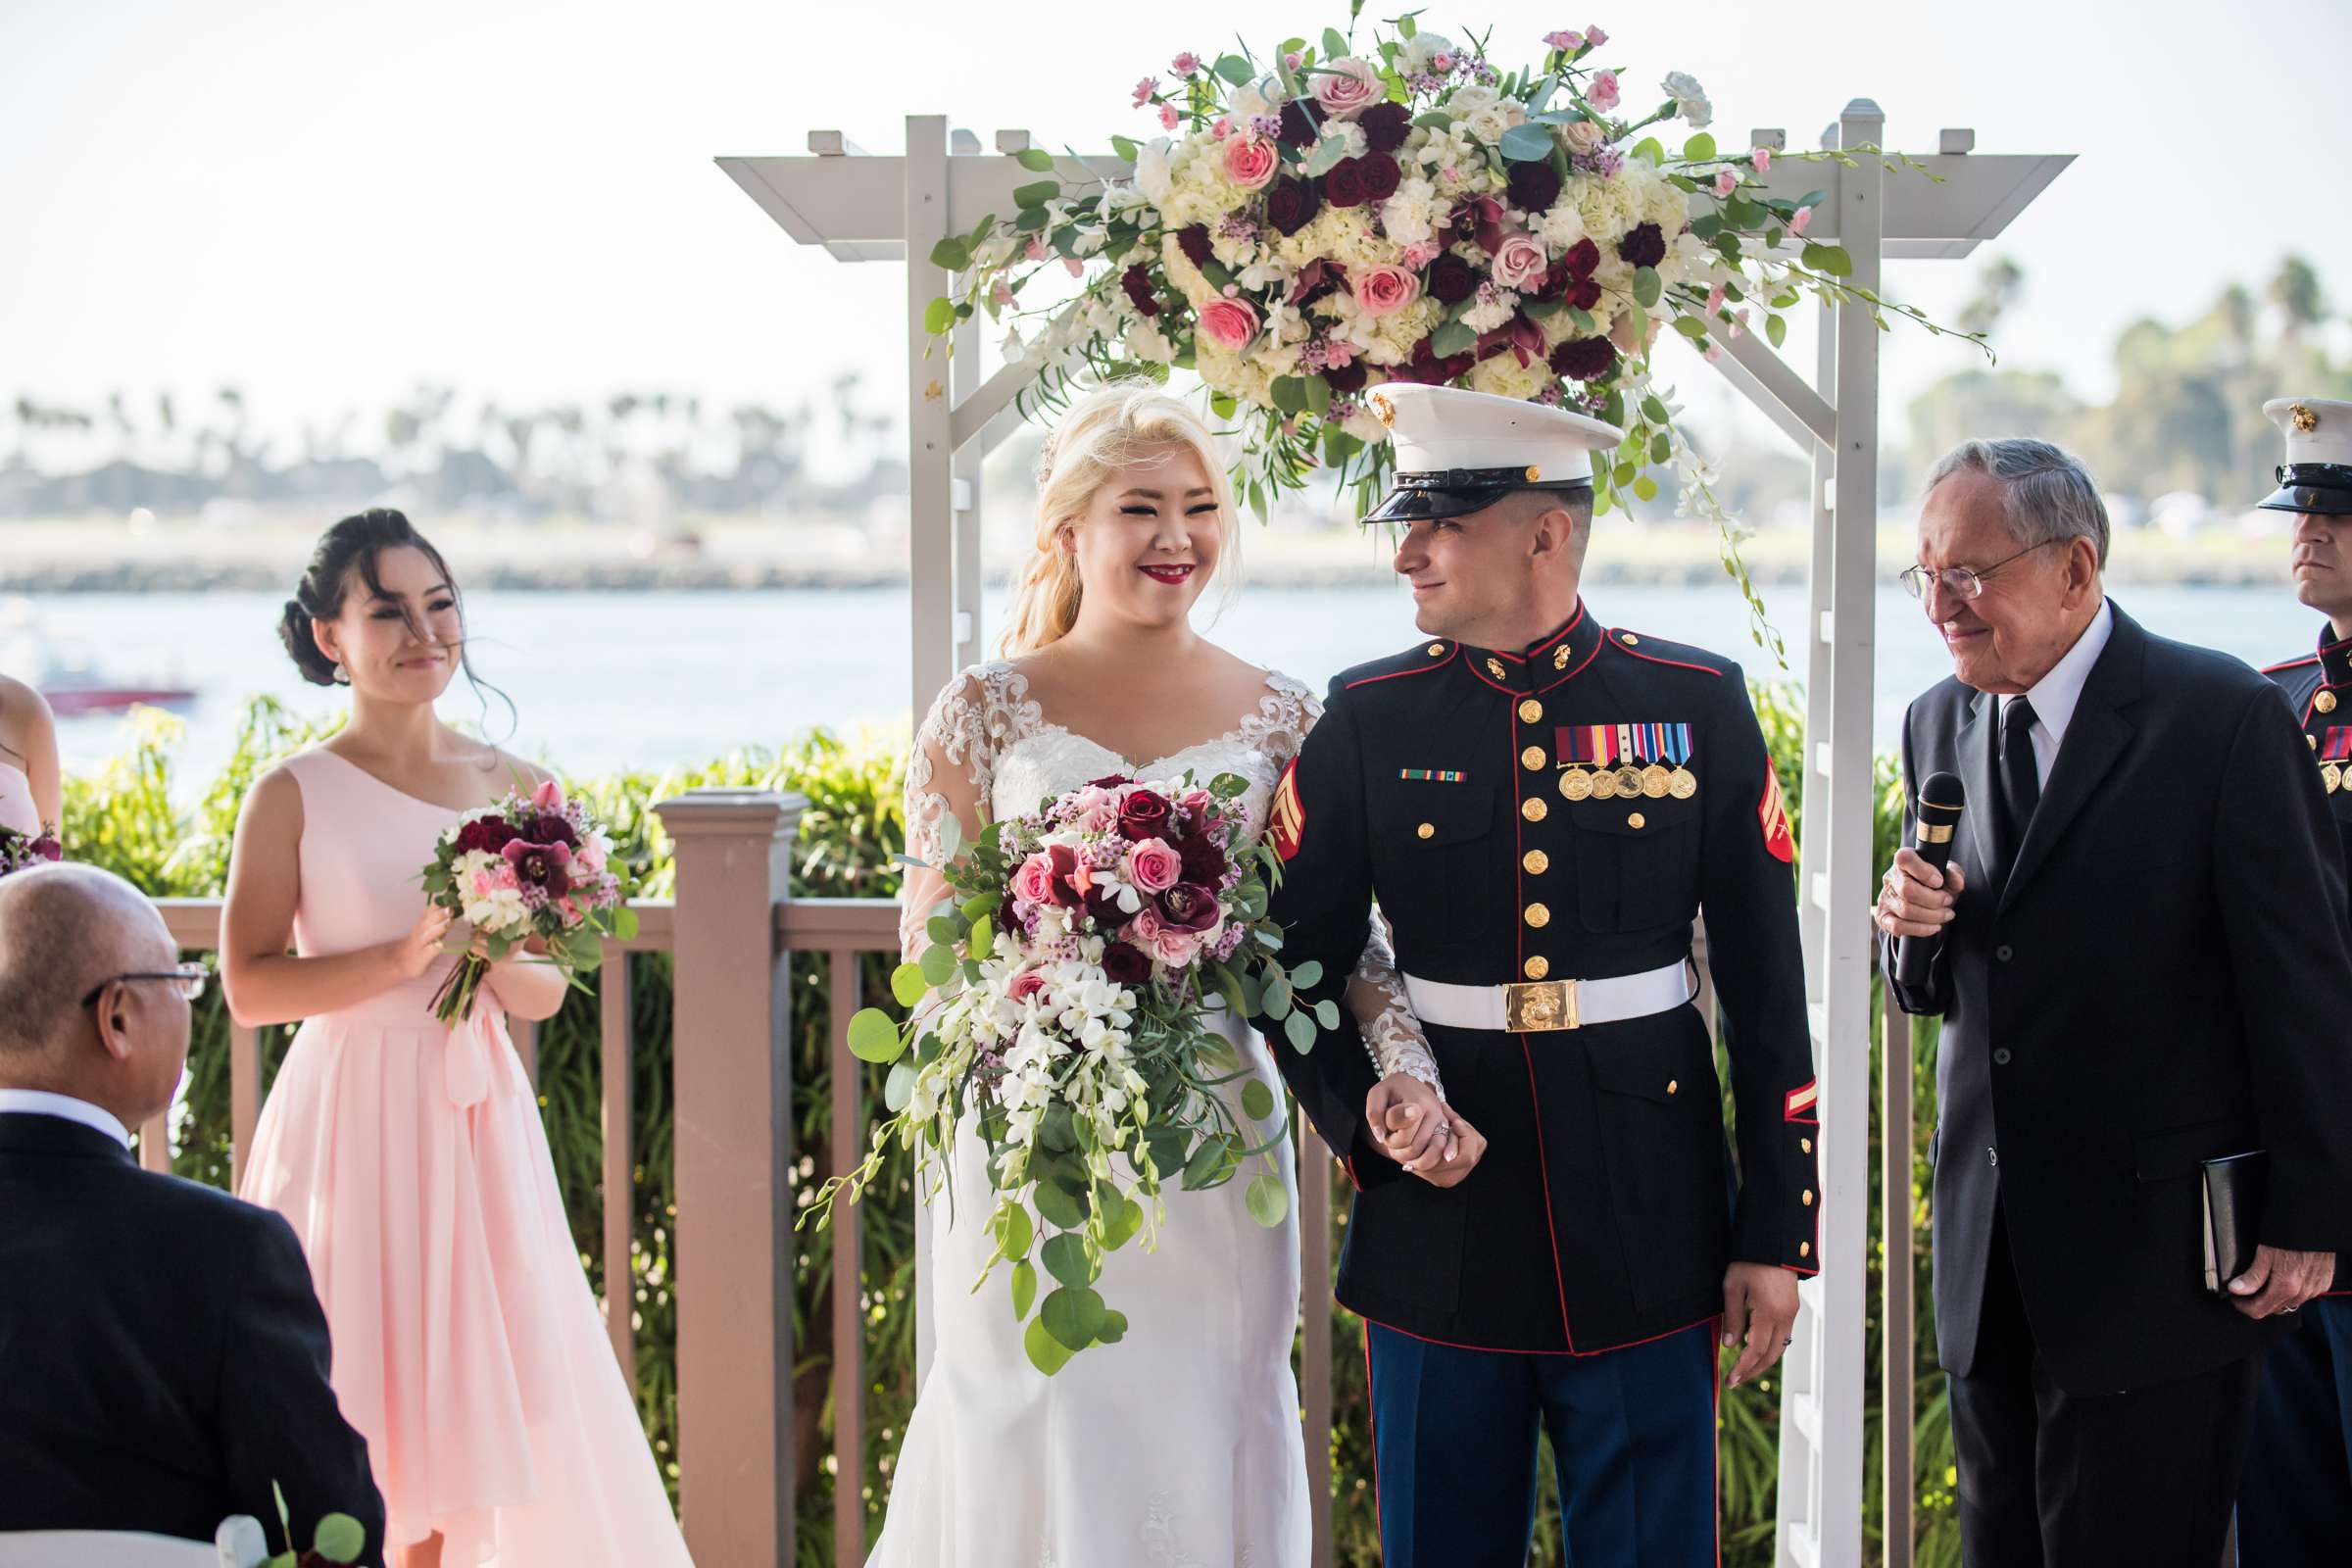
left=1401, top=961, right=1696, bottom=1033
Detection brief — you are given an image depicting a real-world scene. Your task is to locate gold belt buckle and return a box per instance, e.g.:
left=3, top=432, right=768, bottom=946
left=1503, top=978, right=1580, bottom=1032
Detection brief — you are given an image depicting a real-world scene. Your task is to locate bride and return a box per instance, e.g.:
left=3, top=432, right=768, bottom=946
left=869, top=383, right=1484, bottom=1566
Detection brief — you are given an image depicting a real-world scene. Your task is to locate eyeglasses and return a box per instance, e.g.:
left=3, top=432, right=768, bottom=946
left=80, top=964, right=210, bottom=1008
left=1897, top=538, right=2062, bottom=603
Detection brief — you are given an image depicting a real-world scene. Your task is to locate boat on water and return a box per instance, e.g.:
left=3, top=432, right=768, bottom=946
left=0, top=597, right=197, bottom=716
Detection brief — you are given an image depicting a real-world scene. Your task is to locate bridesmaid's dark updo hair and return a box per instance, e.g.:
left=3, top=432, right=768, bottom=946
left=279, top=509, right=512, bottom=730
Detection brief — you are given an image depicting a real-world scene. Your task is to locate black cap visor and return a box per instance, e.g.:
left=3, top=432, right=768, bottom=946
left=2258, top=463, right=2352, bottom=517
left=1362, top=466, right=1595, bottom=526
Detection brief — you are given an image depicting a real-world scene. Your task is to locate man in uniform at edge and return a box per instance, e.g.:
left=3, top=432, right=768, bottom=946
left=2239, top=396, right=2352, bottom=1563
left=1257, top=383, right=1819, bottom=1568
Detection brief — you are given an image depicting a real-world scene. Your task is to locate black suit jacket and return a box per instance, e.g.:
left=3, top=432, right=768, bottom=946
left=1888, top=604, right=2352, bottom=1393
left=0, top=1111, right=385, bottom=1560
left=1263, top=605, right=1818, bottom=1353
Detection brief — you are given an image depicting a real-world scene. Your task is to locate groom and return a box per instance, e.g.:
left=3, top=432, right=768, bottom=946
left=1265, top=383, right=1818, bottom=1567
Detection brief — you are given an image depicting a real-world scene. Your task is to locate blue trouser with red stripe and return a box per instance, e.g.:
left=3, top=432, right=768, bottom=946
left=1365, top=1318, right=1719, bottom=1568
left=2237, top=1295, right=2352, bottom=1563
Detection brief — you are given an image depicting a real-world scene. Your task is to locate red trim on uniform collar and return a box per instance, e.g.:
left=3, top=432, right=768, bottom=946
left=1515, top=601, right=1588, bottom=662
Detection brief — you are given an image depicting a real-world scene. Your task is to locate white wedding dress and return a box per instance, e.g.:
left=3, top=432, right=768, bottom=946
left=866, top=662, right=1439, bottom=1568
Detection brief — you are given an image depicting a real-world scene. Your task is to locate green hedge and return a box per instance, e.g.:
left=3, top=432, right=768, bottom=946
left=61, top=693, right=1950, bottom=1567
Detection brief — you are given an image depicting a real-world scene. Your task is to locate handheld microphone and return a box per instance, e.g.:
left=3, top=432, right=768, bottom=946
left=1894, top=772, right=1965, bottom=991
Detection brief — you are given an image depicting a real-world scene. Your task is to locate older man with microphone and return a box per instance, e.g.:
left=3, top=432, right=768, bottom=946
left=1875, top=437, right=2352, bottom=1566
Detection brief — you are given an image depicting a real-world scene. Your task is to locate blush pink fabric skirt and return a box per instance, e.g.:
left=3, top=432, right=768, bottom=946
left=241, top=982, right=692, bottom=1565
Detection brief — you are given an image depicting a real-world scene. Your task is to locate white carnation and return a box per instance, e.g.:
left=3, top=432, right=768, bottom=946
left=1662, top=72, right=1713, bottom=129
left=1380, top=178, right=1441, bottom=246
left=1461, top=289, right=1519, bottom=332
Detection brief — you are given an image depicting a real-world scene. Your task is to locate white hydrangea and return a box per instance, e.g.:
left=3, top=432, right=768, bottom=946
left=1536, top=200, right=1589, bottom=251
left=1461, top=288, right=1520, bottom=332
left=1468, top=351, right=1553, bottom=401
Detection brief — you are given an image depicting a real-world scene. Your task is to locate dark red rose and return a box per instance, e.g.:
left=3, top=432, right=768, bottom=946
left=1265, top=176, right=1323, bottom=236
left=1566, top=275, right=1604, bottom=312
left=1154, top=881, right=1221, bottom=933
left=1176, top=834, right=1227, bottom=884
left=1102, top=942, right=1153, bottom=985
left=1526, top=260, right=1569, bottom=303
left=1396, top=336, right=1478, bottom=385
left=1120, top=264, right=1161, bottom=318
left=528, top=812, right=578, bottom=849
left=1323, top=158, right=1370, bottom=209
left=1081, top=884, right=1127, bottom=931
left=1617, top=221, right=1667, bottom=270
left=1277, top=97, right=1326, bottom=148
left=1322, top=360, right=1368, bottom=394
left=998, top=892, right=1023, bottom=935
left=1046, top=845, right=1085, bottom=907
left=1506, top=161, right=1561, bottom=215
left=1358, top=101, right=1411, bottom=153
left=1427, top=253, right=1478, bottom=305
left=1549, top=335, right=1618, bottom=381
left=31, top=832, right=63, bottom=862
left=454, top=815, right=520, bottom=856
left=1356, top=153, right=1401, bottom=203
left=1562, top=237, right=1602, bottom=277
left=1177, top=224, right=1213, bottom=270
left=1117, top=789, right=1173, bottom=840
left=1085, top=772, right=1135, bottom=790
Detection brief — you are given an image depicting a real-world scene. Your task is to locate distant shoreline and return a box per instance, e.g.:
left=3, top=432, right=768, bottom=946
left=0, top=514, right=2291, bottom=593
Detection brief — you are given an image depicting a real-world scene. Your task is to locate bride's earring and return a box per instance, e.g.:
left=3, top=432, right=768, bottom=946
left=331, top=657, right=351, bottom=685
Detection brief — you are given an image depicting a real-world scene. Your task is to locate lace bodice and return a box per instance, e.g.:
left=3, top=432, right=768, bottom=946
left=904, top=661, right=1441, bottom=1095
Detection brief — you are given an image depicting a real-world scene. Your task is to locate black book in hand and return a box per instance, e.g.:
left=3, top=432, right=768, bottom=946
left=2201, top=1151, right=2268, bottom=1296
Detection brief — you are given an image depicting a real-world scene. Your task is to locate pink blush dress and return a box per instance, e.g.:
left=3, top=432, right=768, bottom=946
left=238, top=748, right=692, bottom=1565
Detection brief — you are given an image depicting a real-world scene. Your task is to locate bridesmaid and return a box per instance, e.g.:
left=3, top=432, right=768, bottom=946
left=221, top=511, right=693, bottom=1568
left=0, top=672, right=62, bottom=842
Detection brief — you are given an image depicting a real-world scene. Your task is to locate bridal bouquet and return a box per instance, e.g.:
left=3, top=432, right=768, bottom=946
left=810, top=770, right=1332, bottom=1374
left=927, top=10, right=1976, bottom=648
left=0, top=822, right=63, bottom=877
left=417, top=777, right=636, bottom=1024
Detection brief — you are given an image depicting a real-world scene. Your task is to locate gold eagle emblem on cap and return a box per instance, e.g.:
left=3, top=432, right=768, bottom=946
left=2293, top=403, right=2321, bottom=433
left=1367, top=391, right=1396, bottom=429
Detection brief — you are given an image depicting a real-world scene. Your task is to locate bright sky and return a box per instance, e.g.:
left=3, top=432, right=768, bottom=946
left=5, top=0, right=2348, bottom=466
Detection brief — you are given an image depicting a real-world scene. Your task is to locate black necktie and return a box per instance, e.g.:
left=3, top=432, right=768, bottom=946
left=1995, top=696, right=2040, bottom=877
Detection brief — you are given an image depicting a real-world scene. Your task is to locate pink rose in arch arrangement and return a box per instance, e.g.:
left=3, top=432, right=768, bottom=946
left=807, top=767, right=1335, bottom=1375
left=929, top=13, right=1980, bottom=650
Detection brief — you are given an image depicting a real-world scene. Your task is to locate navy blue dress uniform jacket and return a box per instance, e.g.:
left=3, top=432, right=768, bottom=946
left=1261, top=602, right=1819, bottom=1354
left=2262, top=626, right=2352, bottom=895
left=0, top=1112, right=386, bottom=1561
left=1886, top=604, right=2352, bottom=1394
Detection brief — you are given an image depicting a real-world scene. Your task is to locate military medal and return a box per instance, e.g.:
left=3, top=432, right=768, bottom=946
left=1650, top=722, right=1696, bottom=799
left=1610, top=724, right=1642, bottom=798
left=1637, top=722, right=1672, bottom=799
left=1556, top=724, right=1603, bottom=801
left=2324, top=727, right=2352, bottom=793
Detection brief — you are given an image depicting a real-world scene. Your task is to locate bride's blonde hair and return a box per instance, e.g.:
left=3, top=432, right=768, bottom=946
left=998, top=382, right=1241, bottom=657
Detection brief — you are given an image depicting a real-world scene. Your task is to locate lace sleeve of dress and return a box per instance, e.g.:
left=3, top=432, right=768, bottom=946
left=1348, top=910, right=1445, bottom=1100
left=901, top=664, right=1036, bottom=957
left=1268, top=670, right=1446, bottom=1101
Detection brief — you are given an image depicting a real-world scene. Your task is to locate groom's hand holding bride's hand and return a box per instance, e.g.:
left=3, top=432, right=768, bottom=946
left=1365, top=1074, right=1486, bottom=1188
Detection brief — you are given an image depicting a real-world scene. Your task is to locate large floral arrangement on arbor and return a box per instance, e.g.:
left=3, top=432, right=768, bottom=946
left=928, top=11, right=1974, bottom=640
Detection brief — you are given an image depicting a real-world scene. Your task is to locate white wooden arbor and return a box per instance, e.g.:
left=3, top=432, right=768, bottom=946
left=721, top=106, right=2067, bottom=1568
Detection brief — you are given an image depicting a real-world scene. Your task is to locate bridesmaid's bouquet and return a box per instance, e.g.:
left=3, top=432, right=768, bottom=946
left=417, top=778, right=636, bottom=1024
left=0, top=822, right=63, bottom=877
left=809, top=770, right=1332, bottom=1374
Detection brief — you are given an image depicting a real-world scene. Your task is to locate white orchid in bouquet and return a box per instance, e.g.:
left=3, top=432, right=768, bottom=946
left=927, top=6, right=1984, bottom=655
left=806, top=769, right=1333, bottom=1374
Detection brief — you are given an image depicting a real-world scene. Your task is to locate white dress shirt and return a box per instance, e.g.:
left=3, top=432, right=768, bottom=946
left=0, top=1088, right=134, bottom=1149
left=1999, top=598, right=2114, bottom=787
